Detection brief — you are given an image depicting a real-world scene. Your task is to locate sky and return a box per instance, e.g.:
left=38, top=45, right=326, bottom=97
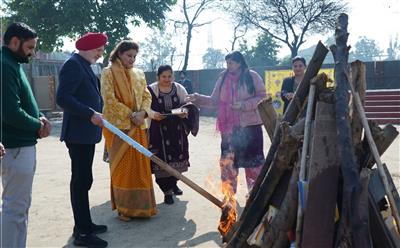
left=61, top=0, right=400, bottom=70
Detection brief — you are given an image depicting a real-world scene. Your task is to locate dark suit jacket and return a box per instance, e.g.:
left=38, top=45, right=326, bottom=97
left=56, top=53, right=103, bottom=144
left=281, top=76, right=295, bottom=113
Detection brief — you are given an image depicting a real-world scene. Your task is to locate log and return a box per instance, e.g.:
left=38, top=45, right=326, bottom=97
left=229, top=41, right=329, bottom=246
left=103, top=120, right=225, bottom=209
left=261, top=164, right=299, bottom=248
left=350, top=60, right=366, bottom=166
left=330, top=13, right=363, bottom=248
left=363, top=123, right=399, bottom=168
left=226, top=119, right=304, bottom=247
left=352, top=168, right=373, bottom=247
left=258, top=96, right=278, bottom=141
left=301, top=101, right=340, bottom=248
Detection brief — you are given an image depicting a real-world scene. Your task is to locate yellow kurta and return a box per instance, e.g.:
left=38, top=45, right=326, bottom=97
left=101, top=59, right=157, bottom=218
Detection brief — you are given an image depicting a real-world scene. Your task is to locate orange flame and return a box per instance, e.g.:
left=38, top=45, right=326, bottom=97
left=218, top=181, right=237, bottom=236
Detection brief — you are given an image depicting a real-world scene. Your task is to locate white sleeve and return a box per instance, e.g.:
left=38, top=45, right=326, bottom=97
left=175, top=82, right=188, bottom=104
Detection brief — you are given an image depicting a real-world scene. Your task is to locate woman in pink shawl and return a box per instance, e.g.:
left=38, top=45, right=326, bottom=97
left=187, top=51, right=266, bottom=195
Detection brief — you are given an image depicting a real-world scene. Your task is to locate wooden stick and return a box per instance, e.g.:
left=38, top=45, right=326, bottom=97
left=150, top=156, right=224, bottom=209
left=103, top=120, right=225, bottom=209
left=294, top=76, right=317, bottom=247
left=348, top=81, right=400, bottom=233
left=110, top=128, right=136, bottom=175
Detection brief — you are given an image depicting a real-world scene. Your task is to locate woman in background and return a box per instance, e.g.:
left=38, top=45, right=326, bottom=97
left=187, top=51, right=266, bottom=195
left=281, top=56, right=307, bottom=113
left=148, top=65, right=199, bottom=205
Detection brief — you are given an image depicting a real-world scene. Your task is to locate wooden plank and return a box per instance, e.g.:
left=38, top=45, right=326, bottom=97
left=258, top=96, right=278, bottom=142
left=301, top=101, right=339, bottom=248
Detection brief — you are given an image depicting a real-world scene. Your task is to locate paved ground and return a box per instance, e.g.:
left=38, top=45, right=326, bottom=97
left=24, top=117, right=399, bottom=247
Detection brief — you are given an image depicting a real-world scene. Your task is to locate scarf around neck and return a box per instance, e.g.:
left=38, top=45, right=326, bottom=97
left=216, top=72, right=241, bottom=134
left=110, top=58, right=135, bottom=110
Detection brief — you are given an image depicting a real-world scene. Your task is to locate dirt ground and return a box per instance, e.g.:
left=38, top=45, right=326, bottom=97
left=25, top=117, right=399, bottom=248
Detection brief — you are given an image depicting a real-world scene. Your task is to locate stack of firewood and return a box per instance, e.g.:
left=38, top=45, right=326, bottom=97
left=222, top=14, right=400, bottom=248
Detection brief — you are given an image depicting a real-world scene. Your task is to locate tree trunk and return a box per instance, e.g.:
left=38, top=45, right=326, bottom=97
left=331, top=13, right=370, bottom=248
left=290, top=47, right=298, bottom=58
left=182, top=24, right=192, bottom=72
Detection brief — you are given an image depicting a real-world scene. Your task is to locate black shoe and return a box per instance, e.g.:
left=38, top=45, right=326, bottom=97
left=73, top=233, right=108, bottom=248
left=164, top=195, right=174, bottom=204
left=173, top=185, right=183, bottom=195
left=73, top=224, right=107, bottom=238
left=91, top=223, right=107, bottom=235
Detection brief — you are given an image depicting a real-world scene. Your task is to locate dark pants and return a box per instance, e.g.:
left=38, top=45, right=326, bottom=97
left=155, top=176, right=177, bottom=194
left=66, top=143, right=95, bottom=234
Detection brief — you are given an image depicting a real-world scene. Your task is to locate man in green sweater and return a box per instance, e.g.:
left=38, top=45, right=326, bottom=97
left=0, top=22, right=51, bottom=247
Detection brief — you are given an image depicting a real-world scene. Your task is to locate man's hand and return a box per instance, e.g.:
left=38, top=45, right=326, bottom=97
left=38, top=117, right=52, bottom=138
left=0, top=142, right=5, bottom=158
left=285, top=92, right=294, bottom=100
left=91, top=112, right=104, bottom=127
left=130, top=111, right=146, bottom=126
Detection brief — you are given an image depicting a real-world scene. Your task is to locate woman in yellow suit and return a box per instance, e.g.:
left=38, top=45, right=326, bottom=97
left=101, top=40, right=157, bottom=220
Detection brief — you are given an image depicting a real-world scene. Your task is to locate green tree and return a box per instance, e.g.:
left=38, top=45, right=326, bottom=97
left=202, top=48, right=225, bottom=69
left=4, top=0, right=176, bottom=63
left=239, top=33, right=279, bottom=67
left=351, top=36, right=382, bottom=61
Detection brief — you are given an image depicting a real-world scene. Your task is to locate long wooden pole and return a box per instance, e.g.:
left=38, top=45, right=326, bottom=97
left=295, top=78, right=316, bottom=247
left=103, top=120, right=225, bottom=209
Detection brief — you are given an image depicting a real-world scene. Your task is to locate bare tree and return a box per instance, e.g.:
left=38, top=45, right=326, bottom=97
left=174, top=0, right=219, bottom=72
left=219, top=1, right=250, bottom=51
left=236, top=0, right=347, bottom=57
left=137, top=27, right=176, bottom=72
left=387, top=35, right=400, bottom=60
left=230, top=17, right=249, bottom=51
